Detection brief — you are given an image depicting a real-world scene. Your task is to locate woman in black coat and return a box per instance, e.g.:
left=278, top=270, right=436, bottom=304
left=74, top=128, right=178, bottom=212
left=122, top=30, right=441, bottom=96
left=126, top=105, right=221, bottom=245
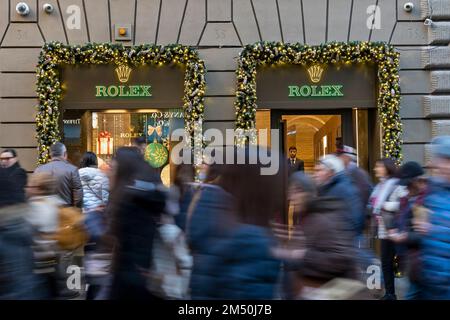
left=107, top=147, right=167, bottom=300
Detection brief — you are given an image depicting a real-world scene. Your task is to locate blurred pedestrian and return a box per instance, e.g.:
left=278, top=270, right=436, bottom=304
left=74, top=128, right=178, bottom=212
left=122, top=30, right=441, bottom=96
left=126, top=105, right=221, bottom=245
left=186, top=160, right=237, bottom=299
left=0, top=149, right=27, bottom=204
left=26, top=172, right=63, bottom=299
left=34, top=142, right=84, bottom=298
left=412, top=136, right=450, bottom=299
left=388, top=161, right=427, bottom=299
left=336, top=145, right=373, bottom=210
left=34, top=142, right=83, bottom=208
left=195, top=146, right=284, bottom=299
left=108, top=147, right=166, bottom=300
left=368, top=158, right=400, bottom=300
left=314, top=154, right=364, bottom=236
left=0, top=164, right=35, bottom=299
left=275, top=172, right=361, bottom=299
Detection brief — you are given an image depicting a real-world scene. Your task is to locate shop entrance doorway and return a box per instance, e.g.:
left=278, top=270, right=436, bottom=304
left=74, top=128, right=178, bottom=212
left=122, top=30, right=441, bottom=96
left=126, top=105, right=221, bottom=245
left=256, top=108, right=380, bottom=174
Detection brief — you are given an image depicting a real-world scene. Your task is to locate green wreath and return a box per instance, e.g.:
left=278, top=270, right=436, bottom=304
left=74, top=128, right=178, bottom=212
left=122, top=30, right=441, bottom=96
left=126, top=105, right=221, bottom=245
left=36, top=42, right=206, bottom=164
left=234, top=41, right=402, bottom=161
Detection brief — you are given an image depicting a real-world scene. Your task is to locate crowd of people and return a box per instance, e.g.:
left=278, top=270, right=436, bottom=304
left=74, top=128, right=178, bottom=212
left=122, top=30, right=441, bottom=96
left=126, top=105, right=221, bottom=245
left=0, top=136, right=449, bottom=300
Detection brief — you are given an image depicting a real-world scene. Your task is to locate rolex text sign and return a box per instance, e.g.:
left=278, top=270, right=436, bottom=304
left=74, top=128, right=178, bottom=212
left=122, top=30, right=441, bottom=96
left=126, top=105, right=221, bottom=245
left=95, top=85, right=152, bottom=98
left=288, top=85, right=344, bottom=97
left=256, top=64, right=376, bottom=110
left=61, top=64, right=185, bottom=109
left=95, top=65, right=152, bottom=98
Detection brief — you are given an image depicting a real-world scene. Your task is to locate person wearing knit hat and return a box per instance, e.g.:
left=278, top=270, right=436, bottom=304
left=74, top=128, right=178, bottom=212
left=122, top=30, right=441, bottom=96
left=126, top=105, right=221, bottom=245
left=336, top=145, right=373, bottom=211
left=314, top=154, right=365, bottom=236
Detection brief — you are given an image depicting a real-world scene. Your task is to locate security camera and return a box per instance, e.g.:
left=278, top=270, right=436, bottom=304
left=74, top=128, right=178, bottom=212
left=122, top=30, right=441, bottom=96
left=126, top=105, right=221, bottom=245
left=403, top=2, right=414, bottom=12
left=424, top=18, right=433, bottom=26
left=16, top=2, right=30, bottom=16
left=43, top=3, right=54, bottom=14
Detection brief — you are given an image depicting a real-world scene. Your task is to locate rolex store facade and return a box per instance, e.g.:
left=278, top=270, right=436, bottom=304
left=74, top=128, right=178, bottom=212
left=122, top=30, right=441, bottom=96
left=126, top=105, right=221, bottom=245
left=1, top=0, right=450, bottom=174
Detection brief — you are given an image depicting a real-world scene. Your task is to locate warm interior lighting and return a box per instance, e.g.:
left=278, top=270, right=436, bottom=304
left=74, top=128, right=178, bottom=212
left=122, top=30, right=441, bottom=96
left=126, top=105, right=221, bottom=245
left=135, top=109, right=161, bottom=113
left=102, top=109, right=130, bottom=113
left=119, top=28, right=127, bottom=36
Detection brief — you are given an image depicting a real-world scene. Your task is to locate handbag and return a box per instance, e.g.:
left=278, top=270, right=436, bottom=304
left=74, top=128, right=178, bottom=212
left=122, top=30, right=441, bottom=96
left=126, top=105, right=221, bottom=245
left=147, top=222, right=193, bottom=299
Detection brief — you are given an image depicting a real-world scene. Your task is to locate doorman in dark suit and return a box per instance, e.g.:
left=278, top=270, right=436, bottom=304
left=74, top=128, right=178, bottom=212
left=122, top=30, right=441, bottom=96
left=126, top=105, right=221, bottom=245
left=288, top=146, right=304, bottom=175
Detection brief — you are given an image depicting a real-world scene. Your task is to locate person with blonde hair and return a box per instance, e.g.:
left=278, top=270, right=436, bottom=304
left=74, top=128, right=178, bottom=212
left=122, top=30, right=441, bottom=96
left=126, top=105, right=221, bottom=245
left=26, top=172, right=62, bottom=234
left=26, top=172, right=65, bottom=299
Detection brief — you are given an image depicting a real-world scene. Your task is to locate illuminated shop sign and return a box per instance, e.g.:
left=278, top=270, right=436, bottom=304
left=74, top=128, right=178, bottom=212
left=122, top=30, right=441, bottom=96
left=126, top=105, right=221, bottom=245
left=288, top=65, right=344, bottom=98
left=95, top=65, right=152, bottom=98
left=288, top=85, right=344, bottom=97
left=95, top=85, right=152, bottom=97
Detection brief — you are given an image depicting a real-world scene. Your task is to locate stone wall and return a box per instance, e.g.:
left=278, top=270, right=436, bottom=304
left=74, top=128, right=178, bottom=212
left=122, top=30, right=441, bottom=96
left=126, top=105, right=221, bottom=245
left=1, top=0, right=449, bottom=170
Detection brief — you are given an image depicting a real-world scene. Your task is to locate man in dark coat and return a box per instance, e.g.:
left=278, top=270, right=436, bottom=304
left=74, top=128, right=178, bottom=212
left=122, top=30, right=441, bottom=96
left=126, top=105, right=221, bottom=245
left=288, top=146, right=305, bottom=175
left=0, top=149, right=27, bottom=204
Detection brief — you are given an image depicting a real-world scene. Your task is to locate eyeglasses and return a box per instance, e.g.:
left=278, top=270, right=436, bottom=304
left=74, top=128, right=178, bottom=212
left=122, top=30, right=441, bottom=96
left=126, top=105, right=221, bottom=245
left=0, top=157, right=14, bottom=160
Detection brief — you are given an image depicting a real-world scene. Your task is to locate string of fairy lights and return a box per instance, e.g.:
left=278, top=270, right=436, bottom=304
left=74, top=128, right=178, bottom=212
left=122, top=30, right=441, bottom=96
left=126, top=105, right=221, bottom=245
left=36, top=41, right=402, bottom=164
left=35, top=42, right=205, bottom=164
left=234, top=41, right=403, bottom=162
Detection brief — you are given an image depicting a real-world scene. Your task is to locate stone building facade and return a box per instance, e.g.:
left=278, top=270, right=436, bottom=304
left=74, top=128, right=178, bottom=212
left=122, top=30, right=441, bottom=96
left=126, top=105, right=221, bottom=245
left=0, top=0, right=449, bottom=172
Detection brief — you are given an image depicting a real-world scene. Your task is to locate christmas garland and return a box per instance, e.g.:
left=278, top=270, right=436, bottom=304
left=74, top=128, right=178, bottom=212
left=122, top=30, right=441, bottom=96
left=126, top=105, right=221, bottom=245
left=235, top=41, right=402, bottom=161
left=36, top=42, right=205, bottom=164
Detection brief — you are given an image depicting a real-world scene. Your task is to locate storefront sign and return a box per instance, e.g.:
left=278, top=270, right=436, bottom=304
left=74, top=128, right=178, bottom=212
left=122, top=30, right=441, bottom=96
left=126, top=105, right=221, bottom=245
left=256, top=64, right=376, bottom=109
left=150, top=111, right=183, bottom=118
left=63, top=119, right=80, bottom=124
left=95, top=85, right=152, bottom=98
left=288, top=85, right=344, bottom=97
left=61, top=64, right=185, bottom=109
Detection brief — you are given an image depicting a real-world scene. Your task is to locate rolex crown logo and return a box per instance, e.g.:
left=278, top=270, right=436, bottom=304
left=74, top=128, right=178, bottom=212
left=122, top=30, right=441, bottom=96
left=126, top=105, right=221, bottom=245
left=115, top=65, right=132, bottom=83
left=307, top=65, right=324, bottom=83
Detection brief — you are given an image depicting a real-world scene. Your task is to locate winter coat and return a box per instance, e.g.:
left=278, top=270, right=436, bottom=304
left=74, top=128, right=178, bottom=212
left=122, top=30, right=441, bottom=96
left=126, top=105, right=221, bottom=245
left=207, top=224, right=281, bottom=300
left=186, top=184, right=236, bottom=300
left=34, top=158, right=83, bottom=208
left=420, top=177, right=450, bottom=299
left=109, top=180, right=167, bottom=300
left=0, top=162, right=27, bottom=206
left=300, top=197, right=358, bottom=284
left=317, top=172, right=364, bottom=236
left=79, top=167, right=109, bottom=211
left=347, top=163, right=373, bottom=208
left=0, top=204, right=37, bottom=299
left=368, top=178, right=399, bottom=239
